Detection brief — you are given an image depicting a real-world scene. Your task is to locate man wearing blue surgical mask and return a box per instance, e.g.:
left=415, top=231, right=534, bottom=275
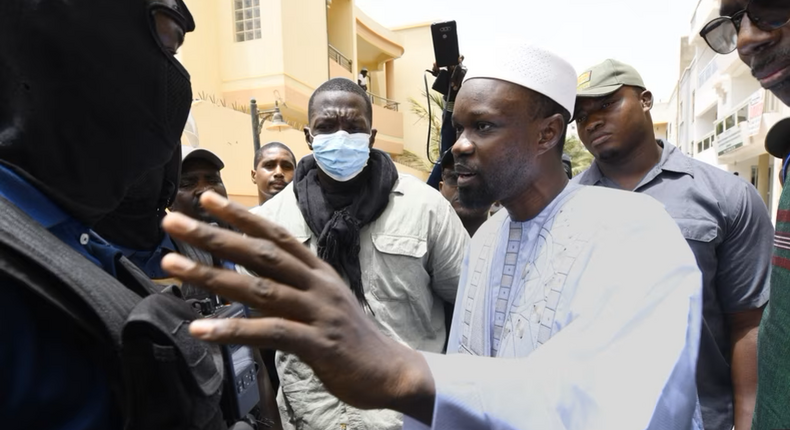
left=246, top=77, right=469, bottom=430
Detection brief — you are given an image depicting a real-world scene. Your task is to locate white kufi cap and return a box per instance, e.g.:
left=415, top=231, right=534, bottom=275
left=464, top=41, right=577, bottom=119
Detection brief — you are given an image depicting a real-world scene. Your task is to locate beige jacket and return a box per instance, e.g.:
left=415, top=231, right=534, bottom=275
left=248, top=174, right=468, bottom=430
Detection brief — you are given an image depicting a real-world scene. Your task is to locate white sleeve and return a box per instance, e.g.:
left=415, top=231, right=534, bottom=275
left=405, top=202, right=703, bottom=430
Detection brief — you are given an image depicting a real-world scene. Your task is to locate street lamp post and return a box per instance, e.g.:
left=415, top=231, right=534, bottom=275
left=250, top=98, right=290, bottom=157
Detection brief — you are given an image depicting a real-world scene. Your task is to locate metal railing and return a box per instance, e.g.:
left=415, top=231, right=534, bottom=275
left=328, top=44, right=352, bottom=72
left=367, top=92, right=399, bottom=112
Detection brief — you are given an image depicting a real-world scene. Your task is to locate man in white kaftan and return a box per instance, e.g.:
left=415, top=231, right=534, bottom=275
left=407, top=183, right=703, bottom=429
left=405, top=42, right=704, bottom=429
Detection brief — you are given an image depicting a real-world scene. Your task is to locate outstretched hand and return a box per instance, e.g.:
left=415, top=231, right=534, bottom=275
left=160, top=192, right=436, bottom=422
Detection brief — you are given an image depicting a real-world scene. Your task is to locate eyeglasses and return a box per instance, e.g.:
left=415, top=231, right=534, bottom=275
left=700, top=1, right=790, bottom=54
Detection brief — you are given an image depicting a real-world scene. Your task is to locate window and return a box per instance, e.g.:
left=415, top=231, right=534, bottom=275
left=234, top=0, right=261, bottom=42
left=716, top=121, right=724, bottom=135
left=697, top=141, right=702, bottom=154
left=737, top=105, right=748, bottom=124
left=725, top=114, right=736, bottom=130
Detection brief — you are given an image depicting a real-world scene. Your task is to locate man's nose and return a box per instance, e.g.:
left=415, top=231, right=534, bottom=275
left=451, top=132, right=473, bottom=158
left=737, top=16, right=779, bottom=58
left=584, top=114, right=604, bottom=135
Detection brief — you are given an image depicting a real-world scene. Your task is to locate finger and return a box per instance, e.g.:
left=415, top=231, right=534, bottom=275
left=190, top=315, right=321, bottom=358
left=162, top=253, right=316, bottom=319
left=162, top=212, right=313, bottom=288
left=199, top=192, right=325, bottom=270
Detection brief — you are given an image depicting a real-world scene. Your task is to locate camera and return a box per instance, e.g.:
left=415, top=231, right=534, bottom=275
left=192, top=298, right=261, bottom=428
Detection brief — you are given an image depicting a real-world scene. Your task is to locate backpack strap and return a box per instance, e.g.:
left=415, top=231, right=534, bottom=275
left=172, top=237, right=216, bottom=301
left=0, top=196, right=142, bottom=349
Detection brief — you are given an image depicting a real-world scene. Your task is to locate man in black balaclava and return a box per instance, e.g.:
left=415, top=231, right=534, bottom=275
left=0, top=0, right=194, bottom=427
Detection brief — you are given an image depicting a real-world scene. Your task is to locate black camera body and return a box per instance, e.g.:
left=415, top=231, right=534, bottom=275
left=193, top=298, right=261, bottom=427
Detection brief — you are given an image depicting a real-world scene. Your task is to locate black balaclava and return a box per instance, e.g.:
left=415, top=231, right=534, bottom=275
left=0, top=0, right=195, bottom=226
left=93, top=146, right=181, bottom=250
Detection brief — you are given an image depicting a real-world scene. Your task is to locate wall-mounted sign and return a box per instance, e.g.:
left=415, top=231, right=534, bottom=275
left=717, top=126, right=743, bottom=156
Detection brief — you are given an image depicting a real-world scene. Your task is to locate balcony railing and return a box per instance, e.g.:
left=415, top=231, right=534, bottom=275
left=328, top=44, right=352, bottom=72
left=367, top=92, right=399, bottom=112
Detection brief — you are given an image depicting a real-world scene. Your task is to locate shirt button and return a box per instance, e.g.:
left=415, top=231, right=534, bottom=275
left=79, top=233, right=90, bottom=245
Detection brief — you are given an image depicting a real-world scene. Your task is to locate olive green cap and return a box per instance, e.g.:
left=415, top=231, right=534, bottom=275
left=576, top=59, right=646, bottom=98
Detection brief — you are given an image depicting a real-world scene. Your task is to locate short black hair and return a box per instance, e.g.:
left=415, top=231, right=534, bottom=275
left=308, top=77, right=373, bottom=124
left=254, top=141, right=296, bottom=168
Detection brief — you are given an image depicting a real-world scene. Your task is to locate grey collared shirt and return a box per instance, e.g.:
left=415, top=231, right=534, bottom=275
left=575, top=140, right=773, bottom=430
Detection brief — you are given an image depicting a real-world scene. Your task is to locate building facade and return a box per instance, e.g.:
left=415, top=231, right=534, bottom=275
left=666, top=0, right=790, bottom=222
left=176, top=0, right=438, bottom=206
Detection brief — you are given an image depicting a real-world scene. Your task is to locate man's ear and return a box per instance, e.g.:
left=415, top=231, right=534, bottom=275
left=536, top=113, right=566, bottom=156
left=304, top=127, right=313, bottom=150
left=641, top=90, right=654, bottom=112
left=250, top=169, right=257, bottom=184
left=369, top=129, right=378, bottom=149
left=438, top=180, right=445, bottom=192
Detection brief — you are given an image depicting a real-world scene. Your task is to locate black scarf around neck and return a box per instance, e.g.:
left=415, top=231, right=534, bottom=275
left=294, top=149, right=398, bottom=310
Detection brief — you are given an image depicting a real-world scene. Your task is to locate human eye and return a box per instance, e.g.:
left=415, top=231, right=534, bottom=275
left=475, top=122, right=493, bottom=132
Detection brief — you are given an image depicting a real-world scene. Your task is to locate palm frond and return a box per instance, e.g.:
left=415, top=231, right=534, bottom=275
left=564, top=135, right=594, bottom=176
left=407, top=90, right=445, bottom=162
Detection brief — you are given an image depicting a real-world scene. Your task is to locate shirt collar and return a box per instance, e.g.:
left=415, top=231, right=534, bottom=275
left=0, top=163, right=70, bottom=229
left=655, top=140, right=694, bottom=176
left=578, top=140, right=693, bottom=187
left=391, top=175, right=406, bottom=195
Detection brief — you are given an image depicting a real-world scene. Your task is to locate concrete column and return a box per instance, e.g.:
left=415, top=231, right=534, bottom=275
left=771, top=156, right=782, bottom=225
left=385, top=60, right=395, bottom=100
left=758, top=153, right=770, bottom=207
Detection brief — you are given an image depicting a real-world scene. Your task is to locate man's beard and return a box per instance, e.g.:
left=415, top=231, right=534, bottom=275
left=596, top=146, right=620, bottom=162
left=458, top=180, right=497, bottom=210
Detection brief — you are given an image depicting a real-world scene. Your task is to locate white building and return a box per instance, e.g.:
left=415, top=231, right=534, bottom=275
left=668, top=0, right=790, bottom=221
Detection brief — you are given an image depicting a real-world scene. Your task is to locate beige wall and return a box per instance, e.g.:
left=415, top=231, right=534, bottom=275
left=392, top=24, right=435, bottom=159
left=654, top=124, right=668, bottom=141
left=178, top=0, right=222, bottom=98
left=221, top=0, right=286, bottom=92
left=758, top=154, right=770, bottom=204
left=368, top=70, right=386, bottom=97
left=281, top=0, right=330, bottom=91
left=328, top=0, right=354, bottom=61
left=330, top=59, right=354, bottom=80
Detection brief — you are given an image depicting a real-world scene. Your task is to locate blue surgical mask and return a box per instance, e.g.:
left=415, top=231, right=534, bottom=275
left=310, top=130, right=371, bottom=182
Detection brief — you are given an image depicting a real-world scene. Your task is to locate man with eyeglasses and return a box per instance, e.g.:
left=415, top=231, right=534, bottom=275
left=700, top=1, right=790, bottom=428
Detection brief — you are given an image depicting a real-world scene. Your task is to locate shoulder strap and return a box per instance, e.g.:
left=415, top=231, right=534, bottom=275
left=172, top=237, right=216, bottom=301
left=0, top=196, right=141, bottom=349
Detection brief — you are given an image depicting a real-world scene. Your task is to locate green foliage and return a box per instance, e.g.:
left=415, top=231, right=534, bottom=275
left=563, top=134, right=594, bottom=176
left=407, top=90, right=444, bottom=163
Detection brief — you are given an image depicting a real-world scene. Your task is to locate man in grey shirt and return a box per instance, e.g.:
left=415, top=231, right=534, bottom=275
left=573, top=59, right=773, bottom=430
